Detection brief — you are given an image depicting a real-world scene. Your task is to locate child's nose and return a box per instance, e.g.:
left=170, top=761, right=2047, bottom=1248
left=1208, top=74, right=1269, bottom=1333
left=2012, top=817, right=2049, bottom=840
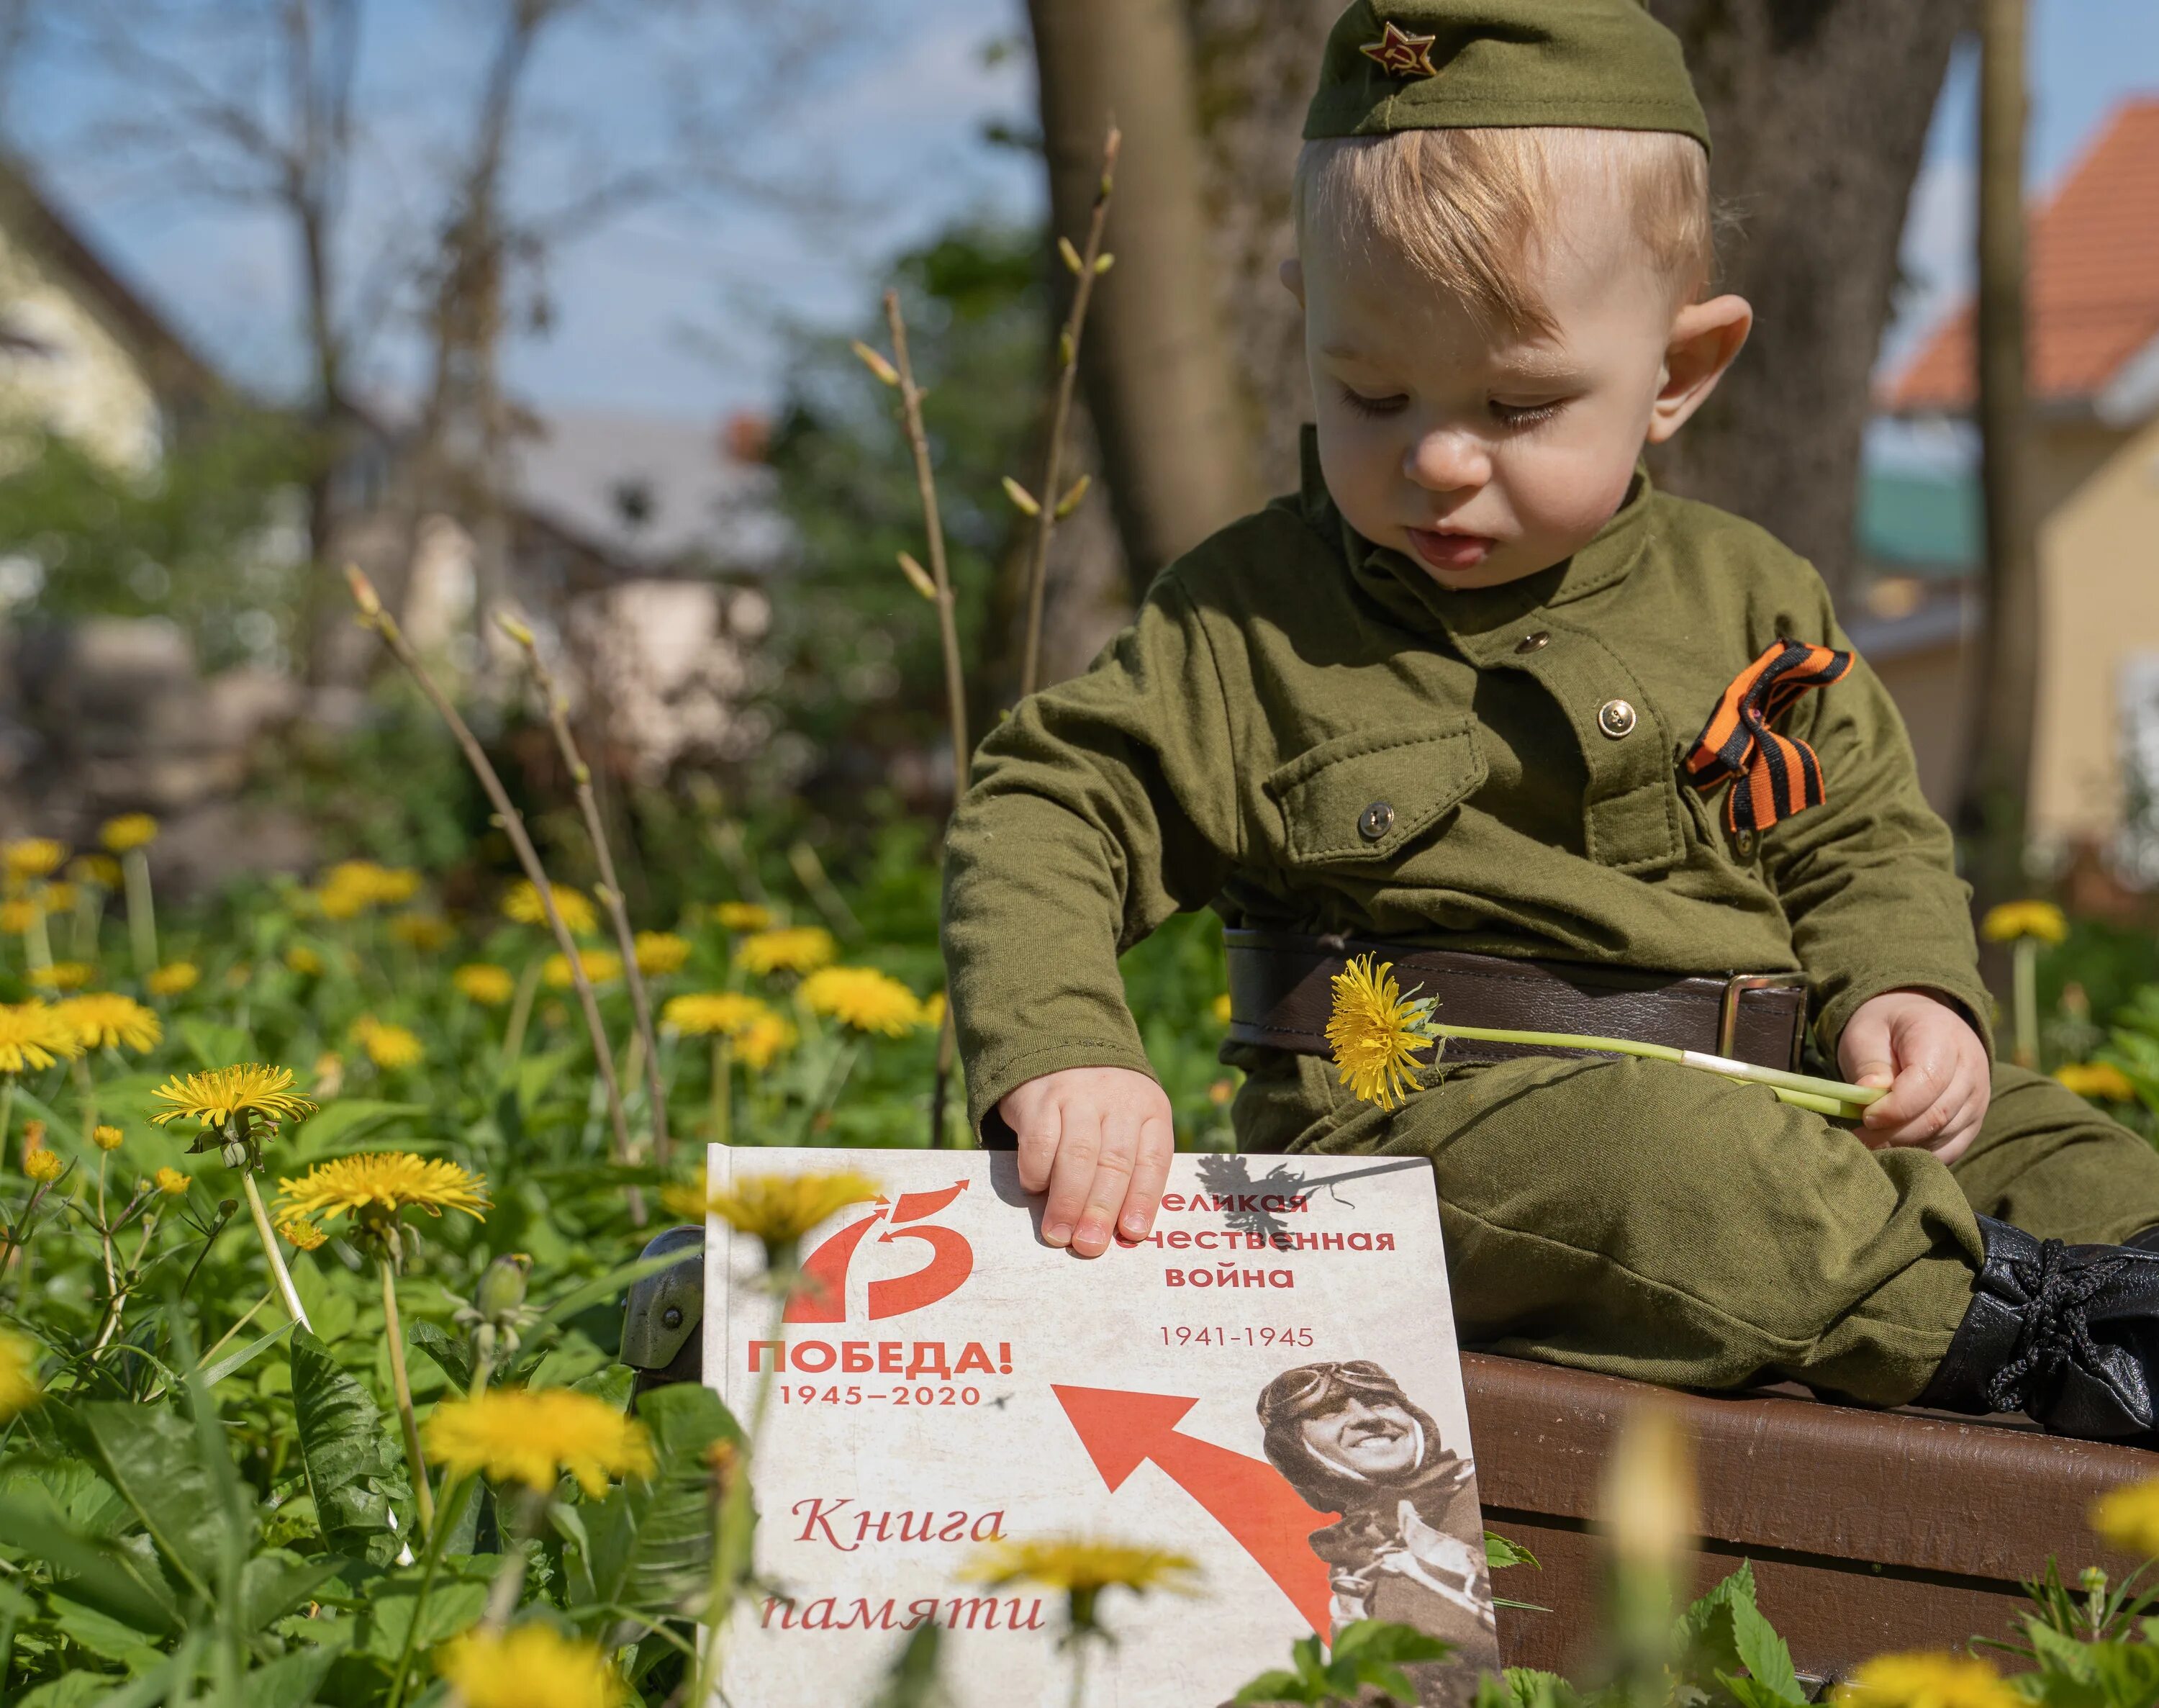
left=1403, top=430, right=1490, bottom=494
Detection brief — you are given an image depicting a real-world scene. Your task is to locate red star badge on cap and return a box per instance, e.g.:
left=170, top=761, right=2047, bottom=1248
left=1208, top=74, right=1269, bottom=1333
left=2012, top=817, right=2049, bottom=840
left=1359, top=19, right=1439, bottom=78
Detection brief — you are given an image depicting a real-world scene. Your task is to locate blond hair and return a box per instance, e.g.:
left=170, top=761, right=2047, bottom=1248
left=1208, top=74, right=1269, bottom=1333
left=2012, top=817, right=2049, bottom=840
left=1293, top=127, right=1714, bottom=334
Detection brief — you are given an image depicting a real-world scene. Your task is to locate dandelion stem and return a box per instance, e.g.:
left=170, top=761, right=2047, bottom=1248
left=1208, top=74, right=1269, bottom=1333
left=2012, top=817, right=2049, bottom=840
left=22, top=898, right=50, bottom=978
left=345, top=568, right=634, bottom=1171
left=479, top=1488, right=548, bottom=1631
left=1017, top=123, right=1120, bottom=702
left=380, top=1255, right=436, bottom=1536
left=239, top=1172, right=313, bottom=1333
left=500, top=959, right=542, bottom=1068
left=1420, top=1021, right=1881, bottom=1119
left=384, top=1473, right=476, bottom=1708
left=122, top=847, right=156, bottom=985
left=504, top=623, right=673, bottom=1166
left=2012, top=937, right=2040, bottom=1068
left=712, top=1034, right=732, bottom=1148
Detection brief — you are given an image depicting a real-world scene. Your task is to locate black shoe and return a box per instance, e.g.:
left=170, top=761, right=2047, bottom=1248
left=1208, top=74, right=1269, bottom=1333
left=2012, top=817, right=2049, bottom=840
left=1916, top=1216, right=2159, bottom=1440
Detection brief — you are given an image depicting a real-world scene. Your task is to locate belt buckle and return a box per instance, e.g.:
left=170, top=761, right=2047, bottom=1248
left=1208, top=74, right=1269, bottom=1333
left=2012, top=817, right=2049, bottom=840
left=1719, top=972, right=1808, bottom=1065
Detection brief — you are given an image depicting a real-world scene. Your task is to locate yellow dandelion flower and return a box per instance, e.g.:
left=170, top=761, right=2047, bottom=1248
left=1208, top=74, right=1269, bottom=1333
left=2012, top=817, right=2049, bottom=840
left=661, top=991, right=769, bottom=1038
left=712, top=901, right=773, bottom=933
left=423, top=1386, right=653, bottom=1497
left=372, top=867, right=421, bottom=904
left=68, top=854, right=122, bottom=890
left=153, top=1166, right=189, bottom=1196
left=2055, top=1062, right=2137, bottom=1103
left=2093, top=1475, right=2159, bottom=1558
left=0, top=900, right=34, bottom=934
left=435, top=1623, right=628, bottom=1708
left=352, top=1017, right=425, bottom=1070
left=633, top=931, right=692, bottom=977
left=27, top=961, right=91, bottom=992
left=735, top=1012, right=797, bottom=1072
left=0, top=1329, right=41, bottom=1422
left=3, top=839, right=65, bottom=881
left=101, top=814, right=158, bottom=853
left=150, top=1064, right=317, bottom=1134
left=278, top=1216, right=327, bottom=1252
left=284, top=944, right=325, bottom=977
left=503, top=879, right=598, bottom=937
left=0, top=1002, right=85, bottom=1075
left=737, top=926, right=836, bottom=977
left=388, top=912, right=455, bottom=952
left=453, top=962, right=516, bottom=1006
left=800, top=967, right=924, bottom=1036
left=1212, top=993, right=1233, bottom=1024
left=91, top=1124, right=124, bottom=1152
left=276, top=1152, right=489, bottom=1230
left=696, top=1168, right=879, bottom=1262
left=23, top=1147, right=60, bottom=1183
left=40, top=883, right=76, bottom=916
left=1325, top=954, right=1437, bottom=1113
left=147, top=962, right=200, bottom=997
left=1979, top=900, right=2068, bottom=945
left=960, top=1537, right=1200, bottom=1599
left=54, top=993, right=162, bottom=1053
left=543, top=948, right=621, bottom=989
left=922, top=990, right=947, bottom=1029
left=1832, top=1653, right=2022, bottom=1708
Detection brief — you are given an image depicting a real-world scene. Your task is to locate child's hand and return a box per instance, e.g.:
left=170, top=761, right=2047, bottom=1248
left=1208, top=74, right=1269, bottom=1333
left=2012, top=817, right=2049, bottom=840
left=1000, top=1066, right=1175, bottom=1258
left=1837, top=990, right=1991, bottom=1164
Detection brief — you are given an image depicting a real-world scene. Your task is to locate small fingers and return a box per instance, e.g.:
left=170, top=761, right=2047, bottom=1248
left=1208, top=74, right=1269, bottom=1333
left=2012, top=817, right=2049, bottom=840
left=1118, top=1113, right=1176, bottom=1244
left=1039, top=1109, right=1101, bottom=1250
left=1862, top=1053, right=1953, bottom=1135
left=1071, top=1111, right=1140, bottom=1258
left=1008, top=1092, right=1061, bottom=1194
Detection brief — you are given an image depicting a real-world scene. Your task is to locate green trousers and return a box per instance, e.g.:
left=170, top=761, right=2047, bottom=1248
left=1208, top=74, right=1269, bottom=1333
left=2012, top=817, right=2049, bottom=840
left=1235, top=1052, right=2159, bottom=1406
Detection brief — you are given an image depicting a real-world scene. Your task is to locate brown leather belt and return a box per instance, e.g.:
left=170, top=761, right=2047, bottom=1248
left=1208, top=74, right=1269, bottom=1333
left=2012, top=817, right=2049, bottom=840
left=1223, top=928, right=1809, bottom=1072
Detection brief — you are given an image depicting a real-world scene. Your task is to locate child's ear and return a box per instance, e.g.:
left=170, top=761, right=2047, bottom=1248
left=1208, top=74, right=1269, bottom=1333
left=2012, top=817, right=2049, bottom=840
left=1646, top=294, right=1752, bottom=444
left=1280, top=257, right=1306, bottom=306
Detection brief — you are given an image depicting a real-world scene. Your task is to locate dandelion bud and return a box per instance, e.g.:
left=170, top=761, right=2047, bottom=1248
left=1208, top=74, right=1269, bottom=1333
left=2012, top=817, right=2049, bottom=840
left=343, top=564, right=383, bottom=619
left=23, top=1148, right=60, bottom=1184
left=897, top=551, right=938, bottom=602
left=91, top=1125, right=123, bottom=1152
left=850, top=340, right=900, bottom=387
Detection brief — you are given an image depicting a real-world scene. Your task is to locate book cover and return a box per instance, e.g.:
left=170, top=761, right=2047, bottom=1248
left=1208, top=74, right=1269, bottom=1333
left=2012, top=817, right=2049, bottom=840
left=705, top=1144, right=1500, bottom=1706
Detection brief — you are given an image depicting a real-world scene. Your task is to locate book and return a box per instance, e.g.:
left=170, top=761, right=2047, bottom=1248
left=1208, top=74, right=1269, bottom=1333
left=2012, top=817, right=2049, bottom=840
left=704, top=1144, right=1500, bottom=1706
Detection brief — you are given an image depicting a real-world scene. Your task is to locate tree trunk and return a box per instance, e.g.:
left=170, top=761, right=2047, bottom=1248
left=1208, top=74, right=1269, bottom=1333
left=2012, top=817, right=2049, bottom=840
left=1644, top=0, right=1970, bottom=607
left=1957, top=0, right=2036, bottom=905
left=1026, top=0, right=1260, bottom=597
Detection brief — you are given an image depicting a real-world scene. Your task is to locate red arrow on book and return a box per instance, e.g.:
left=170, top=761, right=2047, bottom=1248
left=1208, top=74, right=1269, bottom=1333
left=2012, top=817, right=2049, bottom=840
left=1051, top=1383, right=1337, bottom=1635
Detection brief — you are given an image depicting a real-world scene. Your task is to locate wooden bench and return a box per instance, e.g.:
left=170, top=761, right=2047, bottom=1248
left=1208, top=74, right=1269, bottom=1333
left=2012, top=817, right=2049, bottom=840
left=1465, top=1352, right=2158, bottom=1679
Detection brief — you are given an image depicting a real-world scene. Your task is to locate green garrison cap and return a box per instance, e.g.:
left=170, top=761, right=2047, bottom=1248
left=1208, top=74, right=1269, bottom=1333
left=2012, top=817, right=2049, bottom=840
left=1303, top=0, right=1710, bottom=153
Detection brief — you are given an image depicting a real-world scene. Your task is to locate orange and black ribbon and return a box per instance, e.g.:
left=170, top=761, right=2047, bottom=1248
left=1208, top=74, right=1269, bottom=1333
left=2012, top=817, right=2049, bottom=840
left=1683, top=638, right=1852, bottom=833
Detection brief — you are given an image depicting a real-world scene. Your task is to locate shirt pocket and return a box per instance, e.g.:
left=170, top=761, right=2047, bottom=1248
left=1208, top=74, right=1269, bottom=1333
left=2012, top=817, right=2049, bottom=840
left=1264, top=718, right=1488, bottom=867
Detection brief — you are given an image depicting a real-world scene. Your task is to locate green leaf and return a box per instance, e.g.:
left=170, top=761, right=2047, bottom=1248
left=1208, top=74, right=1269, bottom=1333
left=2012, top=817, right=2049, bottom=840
left=1673, top=1562, right=1756, bottom=1684
left=286, top=1099, right=430, bottom=1163
left=290, top=1329, right=412, bottom=1565
left=241, top=1647, right=340, bottom=1708
left=1331, top=1619, right=1452, bottom=1664
left=41, top=1593, right=166, bottom=1666
left=571, top=1383, right=743, bottom=1637
left=1727, top=1578, right=1803, bottom=1704
left=1232, top=1671, right=1317, bottom=1705
left=0, top=1491, right=178, bottom=1635
left=238, top=1548, right=346, bottom=1636
left=203, top=1321, right=296, bottom=1388
left=866, top=1624, right=947, bottom=1708
left=17, top=1671, right=129, bottom=1708
left=407, top=1320, right=474, bottom=1393
left=178, top=1016, right=251, bottom=1070
left=353, top=1558, right=495, bottom=1662
left=68, top=1401, right=229, bottom=1601
left=1485, top=1530, right=1542, bottom=1571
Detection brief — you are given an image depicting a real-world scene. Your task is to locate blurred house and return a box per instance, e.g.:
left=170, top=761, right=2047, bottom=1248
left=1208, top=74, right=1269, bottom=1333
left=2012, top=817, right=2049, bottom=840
left=1875, top=97, right=2159, bottom=872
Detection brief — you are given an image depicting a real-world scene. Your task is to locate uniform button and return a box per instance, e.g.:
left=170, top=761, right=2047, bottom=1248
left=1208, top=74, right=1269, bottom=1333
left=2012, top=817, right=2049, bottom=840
left=1597, top=698, right=1637, bottom=738
left=1357, top=801, right=1395, bottom=841
left=1515, top=631, right=1550, bottom=654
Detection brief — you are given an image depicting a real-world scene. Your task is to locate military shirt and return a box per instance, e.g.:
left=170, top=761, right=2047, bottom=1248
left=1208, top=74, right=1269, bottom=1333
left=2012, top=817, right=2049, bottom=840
left=942, top=430, right=1990, bottom=1132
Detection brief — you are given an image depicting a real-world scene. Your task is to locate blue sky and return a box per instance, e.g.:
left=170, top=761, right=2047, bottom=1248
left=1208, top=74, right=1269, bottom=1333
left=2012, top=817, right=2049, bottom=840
left=6, top=0, right=2156, bottom=428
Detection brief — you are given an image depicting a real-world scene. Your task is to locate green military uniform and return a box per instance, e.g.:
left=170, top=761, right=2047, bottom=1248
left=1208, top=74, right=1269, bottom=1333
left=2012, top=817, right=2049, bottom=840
left=942, top=0, right=2159, bottom=1424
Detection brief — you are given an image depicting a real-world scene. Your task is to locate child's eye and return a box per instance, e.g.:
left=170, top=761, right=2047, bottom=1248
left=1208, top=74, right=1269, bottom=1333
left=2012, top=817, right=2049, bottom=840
left=1337, top=385, right=1407, bottom=419
left=1491, top=398, right=1563, bottom=428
